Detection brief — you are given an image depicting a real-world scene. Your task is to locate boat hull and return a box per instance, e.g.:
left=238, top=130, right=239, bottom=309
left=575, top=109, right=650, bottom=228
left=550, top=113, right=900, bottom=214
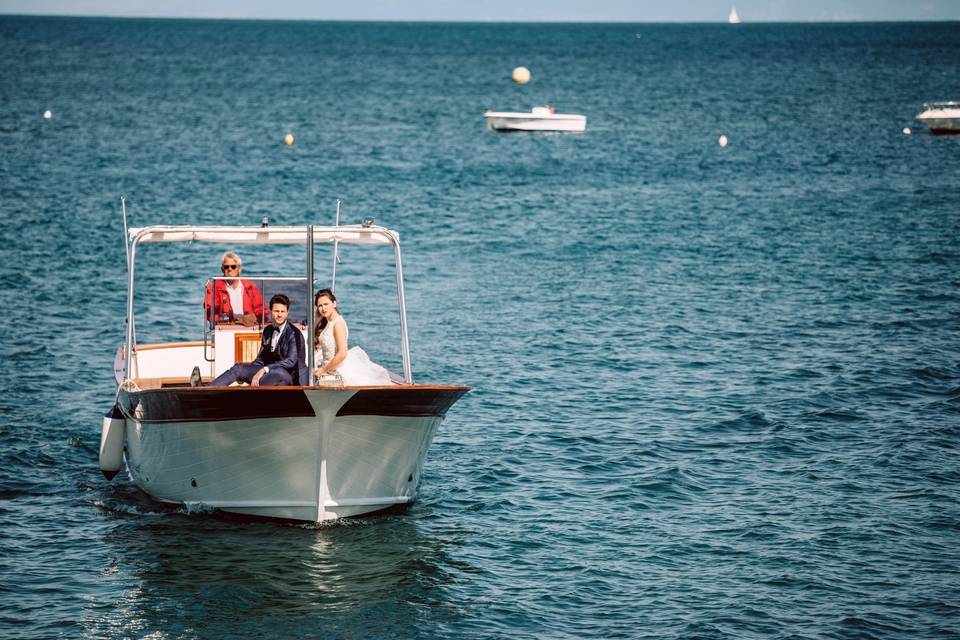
left=919, top=120, right=960, bottom=134
left=484, top=112, right=586, bottom=132
left=916, top=108, right=960, bottom=134
left=117, top=385, right=467, bottom=522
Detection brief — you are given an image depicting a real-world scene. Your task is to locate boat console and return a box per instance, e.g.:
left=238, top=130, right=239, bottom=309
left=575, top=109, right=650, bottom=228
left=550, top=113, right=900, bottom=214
left=203, top=275, right=313, bottom=379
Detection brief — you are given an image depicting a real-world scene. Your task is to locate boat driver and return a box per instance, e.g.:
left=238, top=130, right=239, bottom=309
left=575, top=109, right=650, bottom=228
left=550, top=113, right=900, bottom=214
left=203, top=251, right=264, bottom=326
left=207, top=294, right=309, bottom=387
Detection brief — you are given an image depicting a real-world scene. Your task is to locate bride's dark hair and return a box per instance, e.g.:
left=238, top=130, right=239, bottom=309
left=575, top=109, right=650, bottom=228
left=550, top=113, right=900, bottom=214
left=314, top=288, right=337, bottom=349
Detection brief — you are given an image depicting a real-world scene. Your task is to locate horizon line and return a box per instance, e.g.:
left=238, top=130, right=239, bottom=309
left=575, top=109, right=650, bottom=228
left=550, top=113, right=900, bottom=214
left=1, top=12, right=958, bottom=24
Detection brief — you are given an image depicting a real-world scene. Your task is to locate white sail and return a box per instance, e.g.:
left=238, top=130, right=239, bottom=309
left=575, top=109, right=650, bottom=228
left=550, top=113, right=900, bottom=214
left=728, top=5, right=741, bottom=23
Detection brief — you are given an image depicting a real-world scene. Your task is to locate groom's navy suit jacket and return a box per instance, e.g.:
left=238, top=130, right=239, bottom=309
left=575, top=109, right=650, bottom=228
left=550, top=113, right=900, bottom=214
left=254, top=323, right=309, bottom=386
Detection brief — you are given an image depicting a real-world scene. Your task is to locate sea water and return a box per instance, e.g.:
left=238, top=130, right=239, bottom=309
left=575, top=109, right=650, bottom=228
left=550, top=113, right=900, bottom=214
left=1, top=17, right=959, bottom=639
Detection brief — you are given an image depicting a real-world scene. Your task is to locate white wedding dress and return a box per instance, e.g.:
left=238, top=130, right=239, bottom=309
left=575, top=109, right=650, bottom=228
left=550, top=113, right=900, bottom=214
left=315, top=316, right=395, bottom=386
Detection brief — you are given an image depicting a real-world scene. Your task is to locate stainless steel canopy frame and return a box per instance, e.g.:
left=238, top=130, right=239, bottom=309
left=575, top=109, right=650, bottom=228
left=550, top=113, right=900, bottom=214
left=123, top=222, right=413, bottom=384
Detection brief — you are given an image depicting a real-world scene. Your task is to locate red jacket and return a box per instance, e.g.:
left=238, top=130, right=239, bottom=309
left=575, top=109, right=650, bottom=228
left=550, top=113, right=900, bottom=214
left=204, top=279, right=264, bottom=322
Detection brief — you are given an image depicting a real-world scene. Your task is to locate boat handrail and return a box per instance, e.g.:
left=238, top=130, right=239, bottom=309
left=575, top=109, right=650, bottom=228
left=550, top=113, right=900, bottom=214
left=208, top=275, right=312, bottom=282
left=922, top=100, right=960, bottom=110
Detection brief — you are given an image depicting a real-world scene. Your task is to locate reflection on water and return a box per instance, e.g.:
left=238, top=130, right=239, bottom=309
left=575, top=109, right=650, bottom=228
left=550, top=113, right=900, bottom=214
left=83, top=510, right=463, bottom=638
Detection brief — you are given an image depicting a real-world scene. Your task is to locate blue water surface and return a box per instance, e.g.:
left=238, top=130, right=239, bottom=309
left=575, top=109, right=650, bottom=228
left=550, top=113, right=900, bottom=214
left=1, top=16, right=959, bottom=639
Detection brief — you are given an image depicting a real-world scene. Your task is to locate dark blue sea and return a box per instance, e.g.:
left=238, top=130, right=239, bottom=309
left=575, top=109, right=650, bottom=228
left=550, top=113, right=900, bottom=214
left=1, top=16, right=959, bottom=639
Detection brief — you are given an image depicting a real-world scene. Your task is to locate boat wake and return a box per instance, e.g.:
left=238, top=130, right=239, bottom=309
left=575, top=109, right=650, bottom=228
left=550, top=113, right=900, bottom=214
left=93, top=497, right=173, bottom=518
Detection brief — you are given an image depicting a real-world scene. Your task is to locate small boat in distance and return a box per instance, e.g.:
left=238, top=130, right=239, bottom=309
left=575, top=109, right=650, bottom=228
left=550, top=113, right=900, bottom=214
left=728, top=5, right=741, bottom=24
left=916, top=101, right=960, bottom=134
left=484, top=106, right=586, bottom=132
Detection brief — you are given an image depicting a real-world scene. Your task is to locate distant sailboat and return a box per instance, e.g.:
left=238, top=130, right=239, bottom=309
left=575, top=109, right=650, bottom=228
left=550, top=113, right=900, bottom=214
left=728, top=5, right=741, bottom=24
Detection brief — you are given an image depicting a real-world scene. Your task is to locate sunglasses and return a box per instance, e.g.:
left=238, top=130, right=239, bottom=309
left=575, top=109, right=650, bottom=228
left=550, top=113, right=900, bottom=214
left=221, top=264, right=240, bottom=271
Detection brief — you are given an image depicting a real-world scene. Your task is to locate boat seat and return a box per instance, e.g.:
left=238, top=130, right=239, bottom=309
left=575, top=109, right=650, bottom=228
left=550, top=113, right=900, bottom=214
left=131, top=377, right=211, bottom=389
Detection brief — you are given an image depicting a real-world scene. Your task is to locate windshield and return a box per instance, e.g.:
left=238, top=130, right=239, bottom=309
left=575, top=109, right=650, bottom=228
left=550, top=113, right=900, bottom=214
left=125, top=239, right=405, bottom=379
left=205, top=276, right=312, bottom=327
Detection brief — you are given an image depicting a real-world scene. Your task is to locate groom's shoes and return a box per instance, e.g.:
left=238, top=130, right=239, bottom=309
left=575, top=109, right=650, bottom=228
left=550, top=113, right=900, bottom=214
left=189, top=366, right=202, bottom=387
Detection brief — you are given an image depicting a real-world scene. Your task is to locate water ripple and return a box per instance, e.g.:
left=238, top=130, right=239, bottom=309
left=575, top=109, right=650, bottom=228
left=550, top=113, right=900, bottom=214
left=1, top=17, right=960, bottom=640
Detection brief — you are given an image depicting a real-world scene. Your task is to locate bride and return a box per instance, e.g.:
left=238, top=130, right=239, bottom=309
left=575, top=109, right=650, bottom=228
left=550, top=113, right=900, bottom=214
left=313, top=288, right=395, bottom=386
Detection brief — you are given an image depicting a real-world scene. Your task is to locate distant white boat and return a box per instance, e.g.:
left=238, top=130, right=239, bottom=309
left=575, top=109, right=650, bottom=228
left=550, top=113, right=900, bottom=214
left=483, top=106, right=586, bottom=132
left=728, top=5, right=741, bottom=24
left=916, top=101, right=960, bottom=134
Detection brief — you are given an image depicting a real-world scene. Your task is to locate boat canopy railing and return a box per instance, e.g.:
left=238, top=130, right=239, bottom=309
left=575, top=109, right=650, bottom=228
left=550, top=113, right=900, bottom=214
left=128, top=224, right=398, bottom=246
left=124, top=223, right=412, bottom=384
left=922, top=101, right=960, bottom=110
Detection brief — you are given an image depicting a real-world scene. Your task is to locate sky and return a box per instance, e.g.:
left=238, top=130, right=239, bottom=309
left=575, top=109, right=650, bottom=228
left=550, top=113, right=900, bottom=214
left=0, top=0, right=958, bottom=22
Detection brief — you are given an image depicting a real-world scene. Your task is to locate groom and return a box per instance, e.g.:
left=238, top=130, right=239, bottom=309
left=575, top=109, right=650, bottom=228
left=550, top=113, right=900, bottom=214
left=208, top=294, right=309, bottom=387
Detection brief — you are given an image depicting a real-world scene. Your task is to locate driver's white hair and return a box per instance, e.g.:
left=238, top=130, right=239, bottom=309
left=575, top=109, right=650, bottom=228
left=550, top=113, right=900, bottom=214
left=220, top=251, right=242, bottom=268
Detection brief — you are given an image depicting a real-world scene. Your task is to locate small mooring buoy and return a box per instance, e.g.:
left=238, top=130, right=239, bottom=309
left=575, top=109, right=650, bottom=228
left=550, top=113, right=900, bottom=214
left=902, top=127, right=911, bottom=136
left=284, top=133, right=295, bottom=145
left=512, top=66, right=531, bottom=84
left=718, top=134, right=728, bottom=148
left=43, top=110, right=52, bottom=120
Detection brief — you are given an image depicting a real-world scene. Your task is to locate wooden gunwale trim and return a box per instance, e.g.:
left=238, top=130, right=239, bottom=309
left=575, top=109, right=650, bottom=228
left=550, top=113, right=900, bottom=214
left=127, top=381, right=469, bottom=392
left=135, top=341, right=205, bottom=351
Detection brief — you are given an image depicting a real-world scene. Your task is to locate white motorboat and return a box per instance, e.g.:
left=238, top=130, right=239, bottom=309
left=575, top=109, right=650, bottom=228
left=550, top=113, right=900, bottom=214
left=728, top=5, right=741, bottom=24
left=916, top=101, right=960, bottom=134
left=99, top=211, right=468, bottom=523
left=483, top=106, right=586, bottom=132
